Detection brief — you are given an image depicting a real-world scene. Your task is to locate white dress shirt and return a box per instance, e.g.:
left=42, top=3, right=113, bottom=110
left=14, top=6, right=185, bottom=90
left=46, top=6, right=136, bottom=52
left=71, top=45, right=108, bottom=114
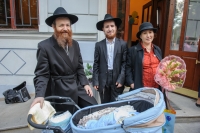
left=106, top=38, right=115, bottom=70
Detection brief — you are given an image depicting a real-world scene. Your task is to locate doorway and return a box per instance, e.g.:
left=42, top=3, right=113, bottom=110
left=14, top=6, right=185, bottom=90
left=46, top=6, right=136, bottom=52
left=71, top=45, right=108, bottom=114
left=107, top=0, right=170, bottom=51
left=107, top=0, right=129, bottom=41
left=165, top=0, right=200, bottom=98
left=107, top=0, right=200, bottom=98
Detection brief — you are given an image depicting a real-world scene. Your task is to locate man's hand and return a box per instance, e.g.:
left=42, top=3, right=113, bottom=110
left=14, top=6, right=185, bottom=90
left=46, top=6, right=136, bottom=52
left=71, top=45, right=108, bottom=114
left=30, top=97, right=44, bottom=109
left=130, top=83, right=134, bottom=89
left=116, top=82, right=122, bottom=88
left=84, top=85, right=93, bottom=97
left=93, top=85, right=99, bottom=90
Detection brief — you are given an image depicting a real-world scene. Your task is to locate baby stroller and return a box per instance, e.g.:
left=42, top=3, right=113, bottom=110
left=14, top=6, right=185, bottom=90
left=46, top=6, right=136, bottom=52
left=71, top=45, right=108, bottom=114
left=70, top=87, right=166, bottom=133
left=27, top=96, right=80, bottom=133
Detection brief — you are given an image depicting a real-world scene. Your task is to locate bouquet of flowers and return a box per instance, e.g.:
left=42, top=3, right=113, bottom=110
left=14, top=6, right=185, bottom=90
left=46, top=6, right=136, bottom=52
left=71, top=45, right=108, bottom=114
left=84, top=63, right=93, bottom=83
left=154, top=55, right=187, bottom=91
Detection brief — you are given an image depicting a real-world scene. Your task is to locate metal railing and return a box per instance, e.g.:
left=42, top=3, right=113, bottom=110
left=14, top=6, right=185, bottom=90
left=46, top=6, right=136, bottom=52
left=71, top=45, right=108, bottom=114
left=0, top=0, right=38, bottom=29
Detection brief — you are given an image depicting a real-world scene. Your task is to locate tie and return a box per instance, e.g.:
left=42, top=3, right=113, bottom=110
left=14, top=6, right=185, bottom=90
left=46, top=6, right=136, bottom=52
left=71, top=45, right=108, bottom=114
left=65, top=45, right=73, bottom=61
left=65, top=45, right=69, bottom=56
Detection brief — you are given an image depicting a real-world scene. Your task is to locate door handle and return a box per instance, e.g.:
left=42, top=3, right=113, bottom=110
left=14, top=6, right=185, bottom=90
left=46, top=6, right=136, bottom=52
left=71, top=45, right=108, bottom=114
left=196, top=60, right=200, bottom=64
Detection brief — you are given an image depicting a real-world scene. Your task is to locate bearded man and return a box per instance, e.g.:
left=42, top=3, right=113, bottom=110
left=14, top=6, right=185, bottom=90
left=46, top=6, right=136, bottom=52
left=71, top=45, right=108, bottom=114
left=31, top=7, right=97, bottom=110
left=92, top=14, right=127, bottom=103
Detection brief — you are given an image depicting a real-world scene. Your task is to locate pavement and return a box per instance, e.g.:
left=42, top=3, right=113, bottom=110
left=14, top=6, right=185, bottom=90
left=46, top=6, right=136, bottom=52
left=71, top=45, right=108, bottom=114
left=0, top=90, right=200, bottom=133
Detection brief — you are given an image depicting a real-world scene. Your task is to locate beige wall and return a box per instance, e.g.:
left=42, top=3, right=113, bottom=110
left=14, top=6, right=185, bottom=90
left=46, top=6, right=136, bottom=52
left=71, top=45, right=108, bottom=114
left=130, top=0, right=151, bottom=41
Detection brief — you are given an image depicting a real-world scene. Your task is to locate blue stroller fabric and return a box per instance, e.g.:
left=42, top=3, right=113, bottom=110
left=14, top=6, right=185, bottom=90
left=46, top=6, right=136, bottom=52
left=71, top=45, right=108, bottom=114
left=80, top=108, right=139, bottom=129
left=70, top=88, right=166, bottom=133
left=85, top=112, right=116, bottom=129
left=42, top=110, right=72, bottom=133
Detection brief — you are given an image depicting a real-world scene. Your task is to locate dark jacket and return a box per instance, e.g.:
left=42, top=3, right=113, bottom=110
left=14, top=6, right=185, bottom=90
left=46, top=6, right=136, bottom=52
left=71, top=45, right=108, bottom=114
left=92, top=38, right=127, bottom=92
left=125, top=43, right=162, bottom=89
left=34, top=36, right=96, bottom=104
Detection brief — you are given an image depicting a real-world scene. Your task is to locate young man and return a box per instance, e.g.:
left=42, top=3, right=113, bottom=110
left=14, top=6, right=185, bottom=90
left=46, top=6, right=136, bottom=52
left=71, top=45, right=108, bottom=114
left=92, top=14, right=127, bottom=103
left=31, top=7, right=97, bottom=109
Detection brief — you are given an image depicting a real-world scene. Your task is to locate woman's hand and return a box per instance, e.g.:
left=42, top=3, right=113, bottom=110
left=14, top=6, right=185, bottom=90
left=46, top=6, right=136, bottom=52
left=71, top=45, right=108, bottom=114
left=84, top=85, right=93, bottom=97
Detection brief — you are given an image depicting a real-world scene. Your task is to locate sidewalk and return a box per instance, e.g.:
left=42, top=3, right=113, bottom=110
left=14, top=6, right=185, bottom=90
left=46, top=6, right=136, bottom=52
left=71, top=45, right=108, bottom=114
left=0, top=91, right=199, bottom=133
left=168, top=92, right=200, bottom=118
left=0, top=95, right=40, bottom=133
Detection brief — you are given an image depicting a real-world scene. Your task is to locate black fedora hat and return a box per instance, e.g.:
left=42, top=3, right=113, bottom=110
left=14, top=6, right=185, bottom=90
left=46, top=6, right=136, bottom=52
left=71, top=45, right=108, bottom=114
left=136, top=22, right=157, bottom=39
left=96, top=14, right=122, bottom=31
left=45, top=7, right=78, bottom=27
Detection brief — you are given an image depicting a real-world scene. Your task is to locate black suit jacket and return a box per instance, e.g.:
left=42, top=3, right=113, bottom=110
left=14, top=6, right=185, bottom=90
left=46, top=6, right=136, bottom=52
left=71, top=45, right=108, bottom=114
left=126, top=43, right=162, bottom=90
left=34, top=36, right=96, bottom=104
left=92, top=38, right=127, bottom=92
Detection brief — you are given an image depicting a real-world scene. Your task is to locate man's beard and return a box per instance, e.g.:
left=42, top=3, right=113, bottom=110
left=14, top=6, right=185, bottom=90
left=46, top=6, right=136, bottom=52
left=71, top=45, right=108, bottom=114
left=54, top=28, right=73, bottom=49
left=105, top=31, right=116, bottom=40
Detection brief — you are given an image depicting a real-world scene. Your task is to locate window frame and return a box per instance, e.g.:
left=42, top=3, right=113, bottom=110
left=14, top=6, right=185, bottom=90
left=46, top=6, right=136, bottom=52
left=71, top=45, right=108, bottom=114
left=0, top=0, right=39, bottom=30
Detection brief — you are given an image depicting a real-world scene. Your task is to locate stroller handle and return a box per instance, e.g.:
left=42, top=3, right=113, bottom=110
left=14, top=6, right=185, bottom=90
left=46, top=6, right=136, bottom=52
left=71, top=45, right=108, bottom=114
left=27, top=96, right=80, bottom=132
left=45, top=96, right=73, bottom=100
left=27, top=114, right=64, bottom=133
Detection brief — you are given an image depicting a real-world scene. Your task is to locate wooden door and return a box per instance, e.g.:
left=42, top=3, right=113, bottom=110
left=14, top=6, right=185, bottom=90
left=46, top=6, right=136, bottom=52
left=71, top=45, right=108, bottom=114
left=107, top=0, right=130, bottom=41
left=149, top=0, right=170, bottom=57
left=165, top=0, right=200, bottom=97
left=140, top=0, right=170, bottom=57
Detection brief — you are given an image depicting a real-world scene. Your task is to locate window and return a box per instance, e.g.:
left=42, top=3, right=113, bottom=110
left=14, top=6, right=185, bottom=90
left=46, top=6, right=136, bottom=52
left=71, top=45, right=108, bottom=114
left=183, top=0, right=200, bottom=52
left=142, top=1, right=152, bottom=23
left=171, top=0, right=200, bottom=52
left=170, top=0, right=184, bottom=51
left=0, top=0, right=38, bottom=29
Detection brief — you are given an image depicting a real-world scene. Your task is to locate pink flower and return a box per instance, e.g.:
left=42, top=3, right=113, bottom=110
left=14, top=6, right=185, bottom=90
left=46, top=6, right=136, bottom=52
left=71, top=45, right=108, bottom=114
left=154, top=55, right=187, bottom=91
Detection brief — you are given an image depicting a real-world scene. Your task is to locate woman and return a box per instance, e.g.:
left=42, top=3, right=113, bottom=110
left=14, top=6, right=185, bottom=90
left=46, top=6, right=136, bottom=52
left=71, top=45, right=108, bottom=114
left=126, top=22, right=162, bottom=90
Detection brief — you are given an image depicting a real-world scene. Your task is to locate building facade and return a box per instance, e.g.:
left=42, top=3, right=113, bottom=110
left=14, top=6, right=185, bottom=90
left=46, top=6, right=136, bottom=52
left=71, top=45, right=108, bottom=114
left=0, top=0, right=200, bottom=98
left=0, top=0, right=107, bottom=97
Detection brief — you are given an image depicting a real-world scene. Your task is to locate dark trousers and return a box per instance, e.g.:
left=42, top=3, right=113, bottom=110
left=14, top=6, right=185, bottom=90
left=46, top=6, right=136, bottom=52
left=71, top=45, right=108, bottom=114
left=99, top=70, right=123, bottom=103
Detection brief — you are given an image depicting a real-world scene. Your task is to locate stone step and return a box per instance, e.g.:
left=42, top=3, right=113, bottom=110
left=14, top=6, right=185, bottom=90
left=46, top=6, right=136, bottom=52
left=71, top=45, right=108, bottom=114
left=176, top=116, right=200, bottom=123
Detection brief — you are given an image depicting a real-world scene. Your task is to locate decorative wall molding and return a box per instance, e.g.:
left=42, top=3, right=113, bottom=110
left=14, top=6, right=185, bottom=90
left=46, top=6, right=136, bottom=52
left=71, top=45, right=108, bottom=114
left=0, top=33, right=97, bottom=41
left=0, top=49, right=36, bottom=76
left=0, top=50, right=26, bottom=75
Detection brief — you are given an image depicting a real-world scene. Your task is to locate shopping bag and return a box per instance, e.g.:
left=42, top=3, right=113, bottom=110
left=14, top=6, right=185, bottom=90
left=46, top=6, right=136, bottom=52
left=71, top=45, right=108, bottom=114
left=162, top=108, right=176, bottom=133
left=162, top=92, right=176, bottom=133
